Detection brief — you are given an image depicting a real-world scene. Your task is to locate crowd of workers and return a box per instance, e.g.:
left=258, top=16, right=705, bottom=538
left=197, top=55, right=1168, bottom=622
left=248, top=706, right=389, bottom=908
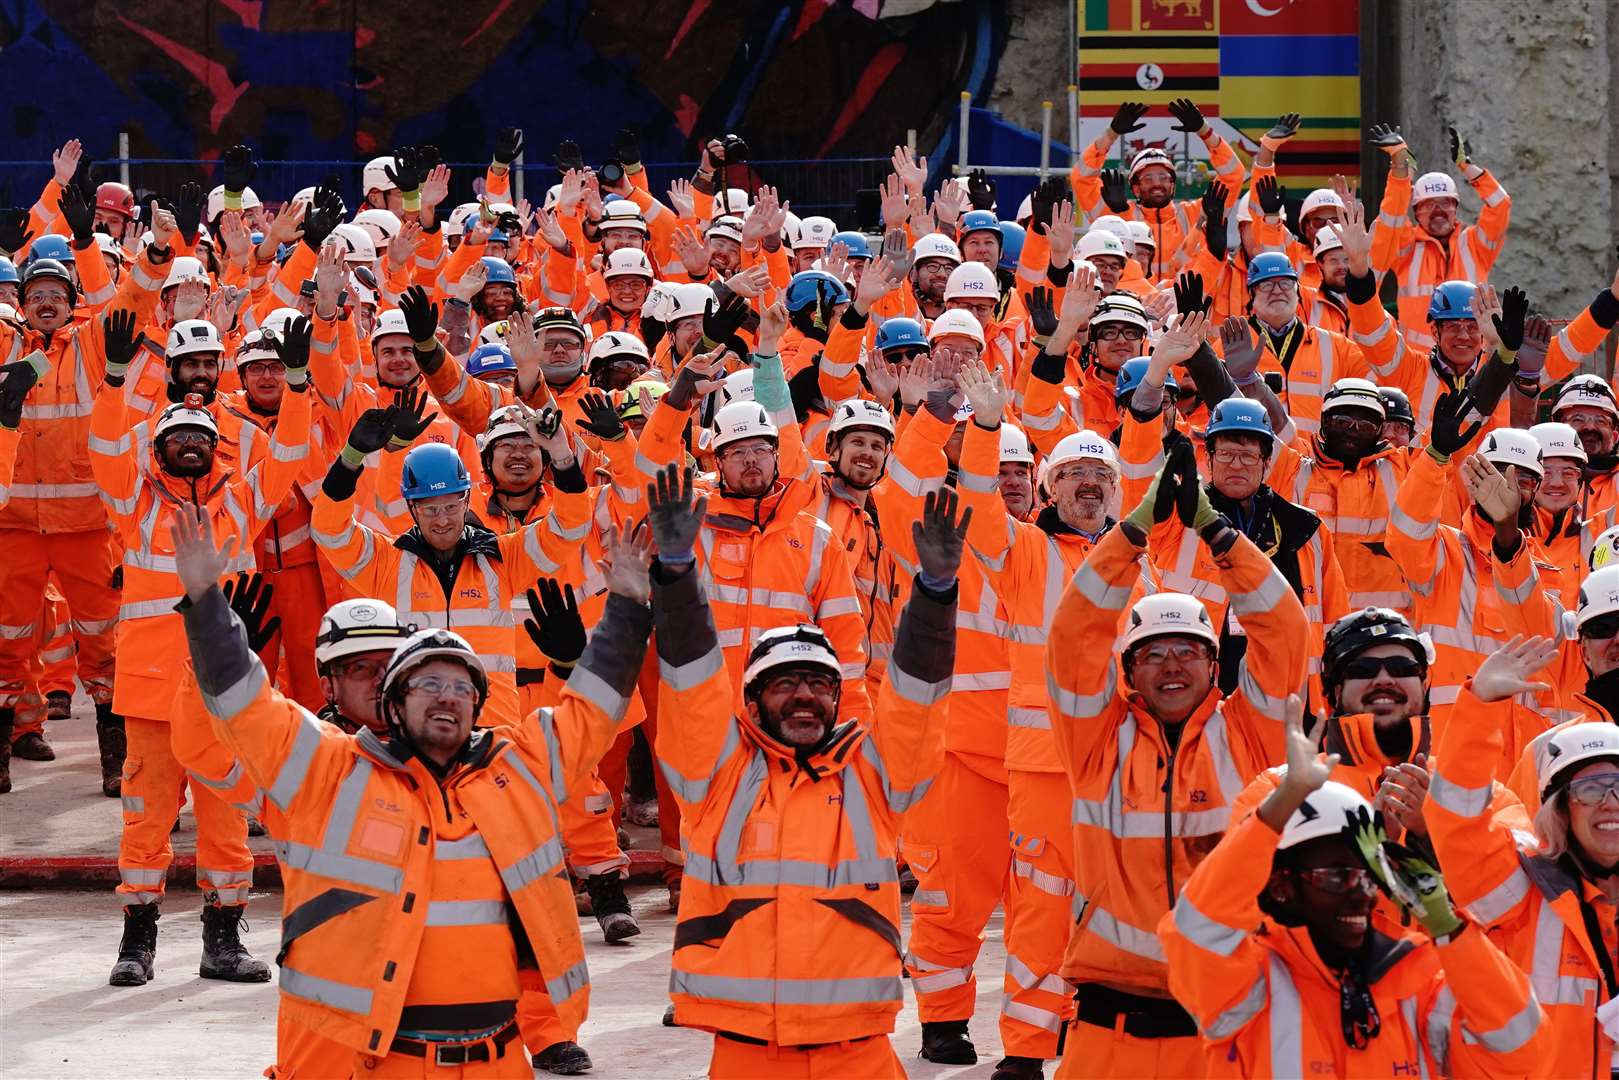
left=4, top=98, right=1619, bottom=1078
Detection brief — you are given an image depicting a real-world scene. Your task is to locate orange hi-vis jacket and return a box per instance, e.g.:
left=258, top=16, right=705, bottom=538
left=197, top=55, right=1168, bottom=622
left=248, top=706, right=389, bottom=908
left=1047, top=525, right=1308, bottom=995
left=87, top=368, right=311, bottom=720
left=214, top=386, right=337, bottom=574
left=1226, top=317, right=1378, bottom=439
left=1160, top=807, right=1547, bottom=1079
left=1071, top=136, right=1246, bottom=280
left=310, top=465, right=593, bottom=730
left=185, top=579, right=652, bottom=1057
left=651, top=559, right=957, bottom=1046
left=1279, top=442, right=1414, bottom=616
left=1385, top=450, right=1557, bottom=714
left=808, top=471, right=898, bottom=692
left=870, top=407, right=1012, bottom=774
left=0, top=245, right=159, bottom=534
left=0, top=425, right=20, bottom=506
left=1372, top=170, right=1511, bottom=353
left=1502, top=690, right=1619, bottom=814
left=1428, top=681, right=1616, bottom=1080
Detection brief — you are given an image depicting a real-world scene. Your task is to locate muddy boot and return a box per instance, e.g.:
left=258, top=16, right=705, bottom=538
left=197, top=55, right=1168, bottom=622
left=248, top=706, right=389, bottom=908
left=11, top=730, right=54, bottom=761
left=46, top=691, right=72, bottom=721
left=108, top=903, right=160, bottom=986
left=95, top=703, right=126, bottom=798
left=533, top=1039, right=593, bottom=1074
left=0, top=709, right=12, bottom=794
left=199, top=904, right=271, bottom=982
left=583, top=872, right=640, bottom=944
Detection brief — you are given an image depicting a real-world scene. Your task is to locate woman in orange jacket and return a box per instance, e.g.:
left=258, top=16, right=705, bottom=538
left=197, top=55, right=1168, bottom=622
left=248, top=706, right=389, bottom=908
left=1161, top=698, right=1548, bottom=1078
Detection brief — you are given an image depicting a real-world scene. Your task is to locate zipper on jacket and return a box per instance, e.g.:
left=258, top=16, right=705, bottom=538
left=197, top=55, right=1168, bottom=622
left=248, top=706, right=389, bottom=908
left=1162, top=744, right=1178, bottom=911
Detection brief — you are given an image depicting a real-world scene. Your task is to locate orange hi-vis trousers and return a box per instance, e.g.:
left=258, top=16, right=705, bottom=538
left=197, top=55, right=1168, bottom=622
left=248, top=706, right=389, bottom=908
left=1001, top=770, right=1077, bottom=1057
left=708, top=1033, right=906, bottom=1079
left=0, top=529, right=116, bottom=712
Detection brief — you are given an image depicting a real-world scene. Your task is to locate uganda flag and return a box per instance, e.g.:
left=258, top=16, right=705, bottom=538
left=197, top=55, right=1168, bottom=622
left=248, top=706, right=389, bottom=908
left=1079, top=0, right=1220, bottom=114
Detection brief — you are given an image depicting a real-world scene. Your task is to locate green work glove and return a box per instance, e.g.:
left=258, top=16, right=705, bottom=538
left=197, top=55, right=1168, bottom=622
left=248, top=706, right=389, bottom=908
left=1123, top=443, right=1186, bottom=533
left=1384, top=843, right=1464, bottom=938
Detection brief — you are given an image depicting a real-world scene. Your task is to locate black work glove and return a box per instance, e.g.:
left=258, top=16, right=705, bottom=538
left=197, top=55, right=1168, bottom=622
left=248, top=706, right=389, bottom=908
left=524, top=579, right=586, bottom=666
left=302, top=185, right=345, bottom=251
left=1028, top=176, right=1069, bottom=234
left=70, top=153, right=98, bottom=201
left=1167, top=98, right=1206, bottom=134
left=1100, top=169, right=1132, bottom=214
left=1027, top=286, right=1059, bottom=340
left=386, top=385, right=439, bottom=448
left=613, top=128, right=642, bottom=168
left=554, top=139, right=584, bottom=173
left=574, top=391, right=626, bottom=441
left=1369, top=124, right=1406, bottom=151
left=967, top=168, right=996, bottom=211
left=1110, top=102, right=1149, bottom=136
left=1494, top=286, right=1528, bottom=352
left=220, top=144, right=256, bottom=197
left=1255, top=175, right=1285, bottom=216
left=223, top=573, right=281, bottom=653
left=58, top=184, right=95, bottom=246
left=1265, top=113, right=1302, bottom=144
left=0, top=355, right=48, bottom=430
left=398, top=284, right=439, bottom=348
left=913, top=487, right=970, bottom=587
left=0, top=208, right=34, bottom=255
left=345, top=404, right=400, bottom=456
left=1201, top=181, right=1228, bottom=260
left=103, top=309, right=141, bottom=379
left=493, top=128, right=524, bottom=167
left=383, top=146, right=425, bottom=193
left=274, top=315, right=313, bottom=388
left=1174, top=271, right=1210, bottom=316
left=702, top=292, right=750, bottom=347
left=1428, top=390, right=1485, bottom=458
left=174, top=181, right=204, bottom=245
left=646, top=465, right=708, bottom=563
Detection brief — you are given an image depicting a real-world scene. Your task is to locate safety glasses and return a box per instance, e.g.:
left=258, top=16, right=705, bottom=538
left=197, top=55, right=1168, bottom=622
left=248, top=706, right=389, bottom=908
left=1340, top=655, right=1425, bottom=680
left=1291, top=866, right=1377, bottom=893
left=1566, top=775, right=1619, bottom=808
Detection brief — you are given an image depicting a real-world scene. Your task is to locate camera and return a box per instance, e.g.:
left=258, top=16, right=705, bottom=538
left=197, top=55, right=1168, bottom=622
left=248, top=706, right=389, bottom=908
left=599, top=160, right=625, bottom=187
left=722, top=134, right=749, bottom=165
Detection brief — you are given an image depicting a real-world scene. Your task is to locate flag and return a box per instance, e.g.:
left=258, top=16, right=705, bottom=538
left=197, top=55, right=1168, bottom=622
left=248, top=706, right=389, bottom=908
left=1080, top=0, right=1219, bottom=115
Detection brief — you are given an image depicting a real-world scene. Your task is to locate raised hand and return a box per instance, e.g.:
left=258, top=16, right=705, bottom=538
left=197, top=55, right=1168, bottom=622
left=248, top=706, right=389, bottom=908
left=1027, top=286, right=1058, bottom=340
left=1060, top=264, right=1100, bottom=327
left=1110, top=102, right=1149, bottom=136
left=0, top=208, right=35, bottom=256
left=1460, top=452, right=1520, bottom=524
left=398, top=284, right=439, bottom=345
left=221, top=143, right=256, bottom=197
left=599, top=522, right=653, bottom=604
left=1155, top=309, right=1209, bottom=366
left=222, top=572, right=280, bottom=652
left=1167, top=98, right=1206, bottom=134
left=1493, top=285, right=1529, bottom=353
left=1448, top=125, right=1470, bottom=168
left=493, top=128, right=524, bottom=168
left=174, top=181, right=204, bottom=245
left=931, top=178, right=966, bottom=227
left=645, top=465, right=708, bottom=563
left=1028, top=175, right=1070, bottom=234
left=58, top=183, right=95, bottom=244
left=1262, top=113, right=1302, bottom=148
left=574, top=391, right=626, bottom=441
left=1220, top=316, right=1260, bottom=385
left=912, top=487, right=971, bottom=586
left=1200, top=181, right=1228, bottom=260
left=217, top=211, right=252, bottom=263
left=554, top=138, right=584, bottom=173
left=1517, top=316, right=1551, bottom=379
left=52, top=139, right=83, bottom=187
left=966, top=168, right=996, bottom=211
left=890, top=145, right=928, bottom=193
left=1335, top=191, right=1373, bottom=273
left=302, top=185, right=345, bottom=251
left=1280, top=693, right=1337, bottom=795
left=1173, top=270, right=1210, bottom=316
left=1472, top=634, right=1557, bottom=703
left=1373, top=754, right=1430, bottom=840
left=273, top=315, right=314, bottom=382
left=956, top=358, right=1008, bottom=425
left=1254, top=175, right=1285, bottom=216
left=1369, top=123, right=1407, bottom=155
left=1047, top=199, right=1076, bottom=268
left=1100, top=169, right=1132, bottom=214
left=1428, top=390, right=1484, bottom=457
left=613, top=128, right=642, bottom=168
left=346, top=403, right=400, bottom=456
left=724, top=263, right=771, bottom=300
left=524, top=578, right=586, bottom=665
left=169, top=503, right=239, bottom=603
left=0, top=353, right=48, bottom=430
left=387, top=385, right=439, bottom=446
left=103, top=309, right=141, bottom=375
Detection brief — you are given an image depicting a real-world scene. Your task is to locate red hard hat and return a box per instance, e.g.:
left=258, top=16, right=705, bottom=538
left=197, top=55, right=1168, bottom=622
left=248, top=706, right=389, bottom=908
left=95, top=182, right=135, bottom=219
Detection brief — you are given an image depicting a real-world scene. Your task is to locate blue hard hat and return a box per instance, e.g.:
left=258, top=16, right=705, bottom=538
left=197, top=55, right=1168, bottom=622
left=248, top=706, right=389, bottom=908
left=959, top=210, right=1002, bottom=243
left=1246, top=251, right=1297, bottom=288
left=480, top=257, right=517, bottom=287
left=1204, top=397, right=1274, bottom=448
left=1115, top=356, right=1177, bottom=403
left=829, top=231, right=872, bottom=260
left=400, top=442, right=472, bottom=501
left=875, top=317, right=928, bottom=355
left=25, top=234, right=75, bottom=266
left=486, top=228, right=511, bottom=244
left=997, top=221, right=1026, bottom=272
left=1427, top=280, right=1477, bottom=323
left=785, top=270, right=850, bottom=313
left=466, top=342, right=515, bottom=381
left=0, top=256, right=16, bottom=285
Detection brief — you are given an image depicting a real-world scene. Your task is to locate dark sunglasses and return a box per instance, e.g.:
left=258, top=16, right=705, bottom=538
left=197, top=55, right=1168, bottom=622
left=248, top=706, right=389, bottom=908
left=1341, top=655, right=1425, bottom=680
left=1583, top=614, right=1619, bottom=641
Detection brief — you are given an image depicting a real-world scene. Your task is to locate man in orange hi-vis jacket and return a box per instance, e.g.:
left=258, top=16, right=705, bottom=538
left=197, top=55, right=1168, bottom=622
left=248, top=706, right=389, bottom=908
left=647, top=466, right=962, bottom=1080
left=0, top=349, right=51, bottom=791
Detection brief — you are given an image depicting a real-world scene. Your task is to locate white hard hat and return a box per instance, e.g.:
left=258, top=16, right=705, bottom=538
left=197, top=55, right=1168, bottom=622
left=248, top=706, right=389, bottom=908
left=1539, top=723, right=1619, bottom=802
left=707, top=216, right=745, bottom=244
left=354, top=208, right=402, bottom=248
left=828, top=398, right=896, bottom=440
left=667, top=282, right=714, bottom=324
left=1580, top=566, right=1619, bottom=628
left=446, top=202, right=482, bottom=238
left=1479, top=428, right=1545, bottom=479
left=1321, top=377, right=1386, bottom=419
left=154, top=394, right=219, bottom=441
left=315, top=599, right=412, bottom=667
left=944, top=261, right=998, bottom=302
left=642, top=280, right=679, bottom=323
left=741, top=623, right=841, bottom=691
left=1015, top=194, right=1034, bottom=222
left=1589, top=528, right=1619, bottom=573
left=477, top=404, right=531, bottom=453
left=1046, top=429, right=1119, bottom=474
left=600, top=200, right=648, bottom=235
left=1531, top=421, right=1587, bottom=465
left=928, top=309, right=986, bottom=348
left=1312, top=225, right=1345, bottom=258
left=912, top=233, right=963, bottom=266
left=206, top=184, right=261, bottom=222
left=1126, top=220, right=1155, bottom=251
left=331, top=223, right=377, bottom=264
left=1413, top=172, right=1459, bottom=203
left=1089, top=215, right=1136, bottom=256
left=1236, top=191, right=1255, bottom=224
left=721, top=368, right=755, bottom=405
left=1122, top=592, right=1219, bottom=654
left=602, top=247, right=655, bottom=281
left=290, top=186, right=318, bottom=207
left=167, top=318, right=223, bottom=359
left=587, top=330, right=650, bottom=368
left=715, top=188, right=752, bottom=215
left=349, top=270, right=376, bottom=307
left=1278, top=780, right=1372, bottom=851
left=1090, top=292, right=1150, bottom=332
left=1078, top=229, right=1129, bottom=263
left=999, top=423, right=1034, bottom=466
left=93, top=233, right=127, bottom=263
left=1553, top=375, right=1619, bottom=421
left=381, top=628, right=488, bottom=706
left=370, top=307, right=413, bottom=347
left=781, top=211, right=803, bottom=247
left=363, top=156, right=398, bottom=194
left=793, top=216, right=837, bottom=251
left=479, top=320, right=509, bottom=345
left=162, top=256, right=211, bottom=293
left=541, top=185, right=563, bottom=212
left=234, top=327, right=280, bottom=367
left=711, top=401, right=779, bottom=453
left=1299, top=189, right=1345, bottom=219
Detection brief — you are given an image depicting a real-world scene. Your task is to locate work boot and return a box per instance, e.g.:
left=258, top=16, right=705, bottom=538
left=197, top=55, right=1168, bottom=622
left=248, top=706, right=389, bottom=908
left=625, top=797, right=659, bottom=827
left=11, top=730, right=54, bottom=761
left=665, top=875, right=681, bottom=914
left=0, top=709, right=12, bottom=794
left=46, top=691, right=72, bottom=721
left=198, top=904, right=272, bottom=982
left=108, top=903, right=160, bottom=986
left=246, top=817, right=267, bottom=838
left=991, top=1055, right=1046, bottom=1080
left=920, top=1020, right=978, bottom=1065
left=583, top=872, right=640, bottom=943
left=533, top=1040, right=593, bottom=1075
left=95, top=703, right=126, bottom=798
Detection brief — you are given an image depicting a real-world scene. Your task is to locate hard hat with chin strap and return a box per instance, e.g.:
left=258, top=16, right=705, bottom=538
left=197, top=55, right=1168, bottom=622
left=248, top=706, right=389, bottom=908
left=1321, top=607, right=1431, bottom=701
left=785, top=271, right=849, bottom=313
left=1553, top=374, right=1619, bottom=422
left=1046, top=429, right=1118, bottom=474
left=828, top=398, right=895, bottom=440
left=1247, top=251, right=1298, bottom=288
left=588, top=331, right=650, bottom=370
left=1114, top=357, right=1176, bottom=402
left=1378, top=387, right=1415, bottom=429
left=1204, top=398, right=1274, bottom=449
left=742, top=624, right=841, bottom=696
left=1128, top=147, right=1175, bottom=183
left=1321, top=377, right=1386, bottom=419
left=1277, top=781, right=1374, bottom=851
left=1427, top=280, right=1477, bottom=323
left=363, top=156, right=398, bottom=194
left=379, top=628, right=490, bottom=724
left=400, top=443, right=472, bottom=501
left=603, top=248, right=655, bottom=281
left=316, top=599, right=414, bottom=668
left=1479, top=428, right=1544, bottom=479
left=154, top=393, right=219, bottom=442
left=167, top=319, right=224, bottom=360
left=875, top=317, right=927, bottom=355
left=1538, top=724, right=1619, bottom=803
left=1122, top=593, right=1219, bottom=659
left=1077, top=229, right=1129, bottom=264
left=371, top=308, right=412, bottom=348
left=711, top=401, right=779, bottom=453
